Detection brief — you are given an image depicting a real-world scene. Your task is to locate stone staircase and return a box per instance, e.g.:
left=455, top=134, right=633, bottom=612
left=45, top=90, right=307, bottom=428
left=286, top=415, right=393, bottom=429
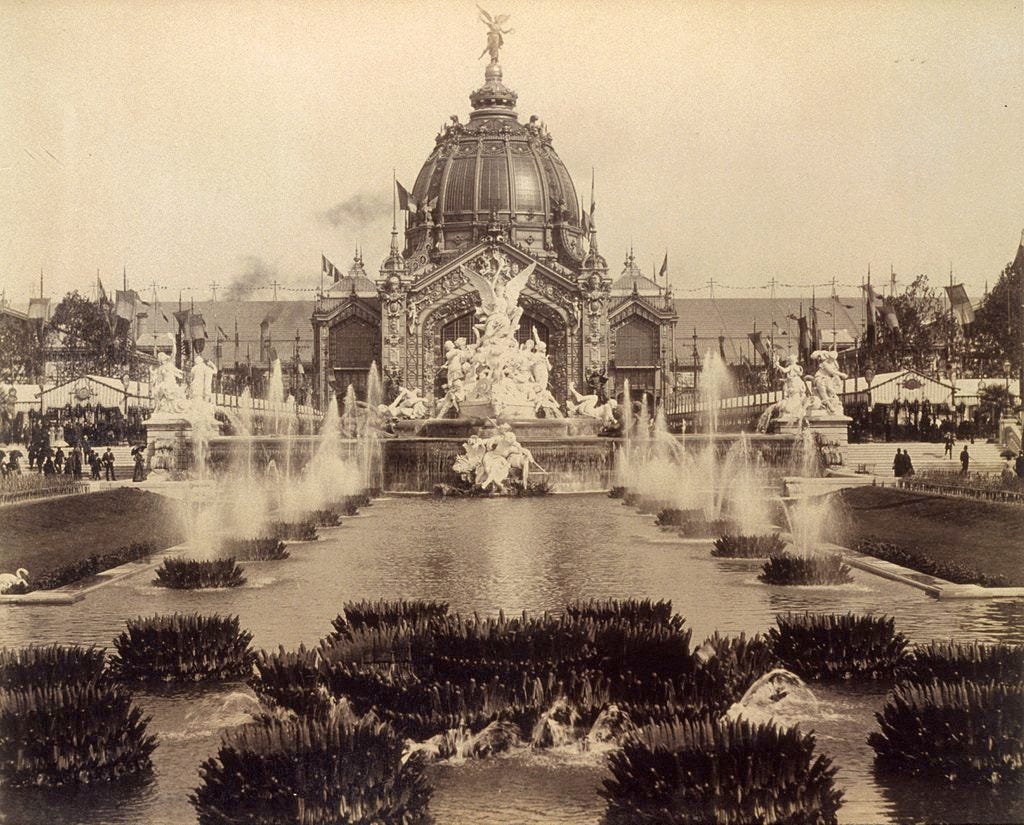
left=844, top=441, right=1008, bottom=476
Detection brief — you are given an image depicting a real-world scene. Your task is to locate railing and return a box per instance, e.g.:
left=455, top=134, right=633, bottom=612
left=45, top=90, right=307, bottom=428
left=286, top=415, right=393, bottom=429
left=898, top=476, right=1024, bottom=505
left=0, top=479, right=91, bottom=505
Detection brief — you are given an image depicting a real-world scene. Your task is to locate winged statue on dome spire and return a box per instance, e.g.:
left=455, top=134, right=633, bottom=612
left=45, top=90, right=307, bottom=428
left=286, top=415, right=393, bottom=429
left=478, top=6, right=512, bottom=64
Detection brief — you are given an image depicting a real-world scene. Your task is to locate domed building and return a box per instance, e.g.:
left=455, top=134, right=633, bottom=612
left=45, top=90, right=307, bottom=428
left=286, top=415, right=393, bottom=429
left=313, top=38, right=677, bottom=409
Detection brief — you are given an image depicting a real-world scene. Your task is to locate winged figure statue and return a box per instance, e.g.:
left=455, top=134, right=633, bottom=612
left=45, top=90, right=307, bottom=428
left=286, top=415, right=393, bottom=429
left=478, top=6, right=512, bottom=64
left=461, top=260, right=535, bottom=328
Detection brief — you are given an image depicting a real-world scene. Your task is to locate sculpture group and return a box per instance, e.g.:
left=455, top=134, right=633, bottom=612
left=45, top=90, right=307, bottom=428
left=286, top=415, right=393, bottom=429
left=452, top=424, right=538, bottom=494
left=762, top=349, right=848, bottom=429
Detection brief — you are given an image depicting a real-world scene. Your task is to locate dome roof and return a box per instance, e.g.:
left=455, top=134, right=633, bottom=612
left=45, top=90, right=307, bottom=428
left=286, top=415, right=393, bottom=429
left=405, top=62, right=584, bottom=268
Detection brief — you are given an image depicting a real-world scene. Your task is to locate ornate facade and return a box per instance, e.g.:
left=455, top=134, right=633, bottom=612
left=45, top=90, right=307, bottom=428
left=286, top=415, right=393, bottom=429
left=313, top=49, right=677, bottom=409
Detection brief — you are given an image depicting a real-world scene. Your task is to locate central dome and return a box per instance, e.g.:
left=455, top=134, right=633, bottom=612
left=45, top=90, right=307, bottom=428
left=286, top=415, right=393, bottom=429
left=405, top=62, right=584, bottom=268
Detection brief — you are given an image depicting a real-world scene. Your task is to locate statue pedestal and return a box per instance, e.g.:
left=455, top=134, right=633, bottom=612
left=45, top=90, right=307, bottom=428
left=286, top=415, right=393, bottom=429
left=144, top=414, right=192, bottom=474
left=459, top=400, right=536, bottom=421
left=777, top=414, right=851, bottom=468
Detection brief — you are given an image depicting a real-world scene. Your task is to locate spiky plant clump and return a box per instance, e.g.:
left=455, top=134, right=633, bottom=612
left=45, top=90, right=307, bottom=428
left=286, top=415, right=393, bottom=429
left=623, top=492, right=641, bottom=507
left=869, top=680, right=1024, bottom=785
left=712, top=533, right=786, bottom=558
left=190, top=714, right=432, bottom=825
left=759, top=553, right=854, bottom=586
left=691, top=633, right=778, bottom=715
left=109, top=613, right=254, bottom=683
left=768, top=613, right=909, bottom=681
left=904, top=641, right=1024, bottom=686
left=0, top=681, right=157, bottom=788
left=331, top=599, right=450, bottom=638
left=308, top=509, right=342, bottom=528
left=25, top=542, right=154, bottom=592
left=335, top=497, right=361, bottom=516
left=601, top=717, right=843, bottom=825
left=270, top=520, right=319, bottom=542
left=677, top=519, right=734, bottom=539
left=249, top=646, right=328, bottom=716
left=656, top=508, right=692, bottom=526
left=153, top=558, right=246, bottom=590
left=565, top=599, right=680, bottom=628
left=221, top=537, right=289, bottom=561
left=0, top=645, right=108, bottom=690
left=608, top=486, right=627, bottom=499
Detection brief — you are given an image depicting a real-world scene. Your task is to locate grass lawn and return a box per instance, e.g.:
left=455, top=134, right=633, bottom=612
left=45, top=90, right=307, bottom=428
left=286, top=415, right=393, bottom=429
left=0, top=488, right=185, bottom=576
left=836, top=486, right=1024, bottom=586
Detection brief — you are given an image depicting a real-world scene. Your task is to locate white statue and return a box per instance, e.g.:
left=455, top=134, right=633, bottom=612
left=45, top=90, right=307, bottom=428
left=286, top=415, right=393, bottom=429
left=379, top=385, right=430, bottom=421
left=452, top=424, right=541, bottom=494
left=189, top=353, right=217, bottom=401
left=567, top=384, right=617, bottom=425
left=809, top=350, right=847, bottom=416
left=150, top=351, right=188, bottom=415
left=530, top=337, right=551, bottom=389
left=775, top=356, right=810, bottom=421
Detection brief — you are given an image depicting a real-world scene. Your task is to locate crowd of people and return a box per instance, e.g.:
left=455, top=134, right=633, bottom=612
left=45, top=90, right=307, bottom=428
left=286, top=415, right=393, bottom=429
left=0, top=442, right=148, bottom=483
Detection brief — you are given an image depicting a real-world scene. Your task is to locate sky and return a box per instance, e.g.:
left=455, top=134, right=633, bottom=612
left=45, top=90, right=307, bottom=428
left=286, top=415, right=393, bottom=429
left=1, top=0, right=1022, bottom=309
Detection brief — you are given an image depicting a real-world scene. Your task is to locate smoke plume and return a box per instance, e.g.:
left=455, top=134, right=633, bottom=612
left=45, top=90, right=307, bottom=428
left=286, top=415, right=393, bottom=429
left=223, top=256, right=278, bottom=301
left=319, top=190, right=392, bottom=227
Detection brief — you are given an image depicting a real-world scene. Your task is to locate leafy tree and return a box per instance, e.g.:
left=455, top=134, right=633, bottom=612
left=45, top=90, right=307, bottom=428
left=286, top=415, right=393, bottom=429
left=859, top=274, right=953, bottom=374
left=0, top=312, right=43, bottom=381
left=45, top=291, right=132, bottom=381
left=970, top=260, right=1021, bottom=375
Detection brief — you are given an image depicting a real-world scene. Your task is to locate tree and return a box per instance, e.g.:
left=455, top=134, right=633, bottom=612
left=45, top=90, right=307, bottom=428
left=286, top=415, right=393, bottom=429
left=859, top=274, right=953, bottom=374
left=45, top=291, right=132, bottom=381
left=0, top=312, right=43, bottom=381
left=970, top=261, right=1021, bottom=376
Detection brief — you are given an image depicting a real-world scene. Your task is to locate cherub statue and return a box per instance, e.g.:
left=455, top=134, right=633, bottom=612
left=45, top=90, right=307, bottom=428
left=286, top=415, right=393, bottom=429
left=478, top=6, right=512, bottom=64
left=150, top=351, right=188, bottom=415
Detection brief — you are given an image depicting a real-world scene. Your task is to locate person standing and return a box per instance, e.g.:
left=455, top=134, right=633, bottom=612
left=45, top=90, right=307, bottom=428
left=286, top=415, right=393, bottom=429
left=1016, top=451, right=1024, bottom=480
left=132, top=447, right=146, bottom=483
left=42, top=454, right=55, bottom=476
left=89, top=449, right=101, bottom=480
left=943, top=434, right=954, bottom=459
left=102, top=447, right=116, bottom=481
left=892, top=449, right=903, bottom=478
left=903, top=449, right=914, bottom=477
left=53, top=446, right=64, bottom=474
left=960, top=445, right=970, bottom=475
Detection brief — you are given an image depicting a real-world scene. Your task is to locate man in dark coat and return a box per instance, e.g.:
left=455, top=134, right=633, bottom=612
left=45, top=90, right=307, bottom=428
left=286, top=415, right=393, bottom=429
left=53, top=446, right=64, bottom=473
left=892, top=449, right=903, bottom=478
left=960, top=445, right=970, bottom=475
left=102, top=447, right=116, bottom=481
left=1016, top=452, right=1024, bottom=480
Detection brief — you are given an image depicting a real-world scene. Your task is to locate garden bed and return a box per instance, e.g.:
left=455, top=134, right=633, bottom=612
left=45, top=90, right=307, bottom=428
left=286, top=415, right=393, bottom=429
left=0, top=476, right=90, bottom=505
left=836, top=486, right=1024, bottom=586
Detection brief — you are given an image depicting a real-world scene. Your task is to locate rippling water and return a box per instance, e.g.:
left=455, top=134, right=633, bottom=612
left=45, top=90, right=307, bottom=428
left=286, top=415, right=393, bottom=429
left=1, top=494, right=1021, bottom=824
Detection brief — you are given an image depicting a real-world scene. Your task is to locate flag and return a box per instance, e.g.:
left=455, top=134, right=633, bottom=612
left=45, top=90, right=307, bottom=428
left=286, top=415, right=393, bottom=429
left=396, top=180, right=414, bottom=211
left=114, top=289, right=136, bottom=321
left=659, top=252, right=668, bottom=280
left=879, top=299, right=901, bottom=331
left=748, top=331, right=772, bottom=367
left=217, top=325, right=228, bottom=340
left=795, top=315, right=810, bottom=361
left=27, top=297, right=49, bottom=321
left=189, top=313, right=208, bottom=340
left=173, top=309, right=190, bottom=331
left=944, top=283, right=975, bottom=325
left=863, top=283, right=879, bottom=344
left=96, top=276, right=108, bottom=305
left=718, top=335, right=727, bottom=361
left=321, top=253, right=330, bottom=277
left=810, top=306, right=822, bottom=352
left=581, top=210, right=591, bottom=235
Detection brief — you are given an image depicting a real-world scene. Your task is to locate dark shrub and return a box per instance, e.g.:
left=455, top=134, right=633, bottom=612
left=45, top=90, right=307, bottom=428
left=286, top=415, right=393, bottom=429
left=331, top=599, right=450, bottom=638
left=656, top=507, right=694, bottom=526
left=0, top=682, right=156, bottom=788
left=109, top=613, right=254, bottom=683
left=759, top=553, right=854, bottom=586
left=0, top=644, right=107, bottom=690
left=869, top=680, right=1024, bottom=785
left=269, top=520, right=319, bottom=542
left=601, top=717, right=843, bottom=825
left=25, top=543, right=154, bottom=592
left=308, top=509, right=342, bottom=528
left=855, top=539, right=1011, bottom=588
left=565, top=598, right=679, bottom=628
left=332, top=497, right=361, bottom=516
left=608, top=486, right=627, bottom=499
left=677, top=519, right=733, bottom=538
left=0, top=645, right=154, bottom=788
left=153, top=558, right=246, bottom=589
left=190, top=714, right=432, bottom=825
left=712, top=533, right=786, bottom=558
left=691, top=633, right=778, bottom=715
left=250, top=646, right=328, bottom=716
left=221, top=537, right=288, bottom=561
left=623, top=492, right=641, bottom=507
left=768, top=613, right=909, bottom=681
left=903, top=641, right=1024, bottom=686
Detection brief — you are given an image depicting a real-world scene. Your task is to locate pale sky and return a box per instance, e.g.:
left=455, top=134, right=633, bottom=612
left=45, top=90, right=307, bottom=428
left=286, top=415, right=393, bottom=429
left=1, top=0, right=1022, bottom=307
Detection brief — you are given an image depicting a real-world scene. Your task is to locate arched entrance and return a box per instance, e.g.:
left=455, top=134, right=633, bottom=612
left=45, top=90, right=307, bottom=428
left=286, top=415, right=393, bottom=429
left=329, top=316, right=381, bottom=400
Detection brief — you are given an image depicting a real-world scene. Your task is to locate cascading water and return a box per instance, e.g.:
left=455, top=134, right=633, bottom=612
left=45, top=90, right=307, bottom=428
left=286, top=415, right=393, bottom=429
left=267, top=357, right=284, bottom=435
left=361, top=363, right=384, bottom=491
